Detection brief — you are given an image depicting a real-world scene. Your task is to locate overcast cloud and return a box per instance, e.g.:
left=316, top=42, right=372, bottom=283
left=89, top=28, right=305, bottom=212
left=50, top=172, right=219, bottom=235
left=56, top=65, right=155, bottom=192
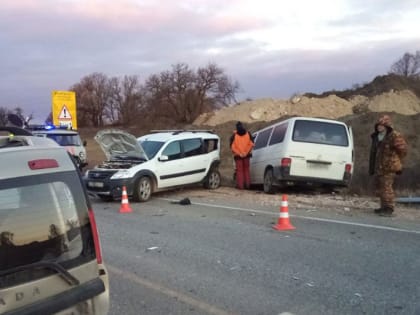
left=0, top=0, right=419, bottom=122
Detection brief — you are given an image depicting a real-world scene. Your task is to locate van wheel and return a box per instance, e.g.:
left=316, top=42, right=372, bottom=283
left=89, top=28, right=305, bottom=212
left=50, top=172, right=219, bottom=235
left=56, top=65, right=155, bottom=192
left=204, top=169, right=221, bottom=189
left=264, top=169, right=275, bottom=194
left=133, top=177, right=152, bottom=202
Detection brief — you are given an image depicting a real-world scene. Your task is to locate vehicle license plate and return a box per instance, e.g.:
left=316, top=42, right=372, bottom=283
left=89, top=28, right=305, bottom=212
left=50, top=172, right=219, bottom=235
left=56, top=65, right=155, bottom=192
left=307, top=163, right=329, bottom=169
left=88, top=181, right=104, bottom=188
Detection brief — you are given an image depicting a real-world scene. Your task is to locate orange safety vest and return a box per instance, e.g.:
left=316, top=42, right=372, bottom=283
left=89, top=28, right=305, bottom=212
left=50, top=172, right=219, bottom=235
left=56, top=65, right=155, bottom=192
left=231, top=131, right=254, bottom=157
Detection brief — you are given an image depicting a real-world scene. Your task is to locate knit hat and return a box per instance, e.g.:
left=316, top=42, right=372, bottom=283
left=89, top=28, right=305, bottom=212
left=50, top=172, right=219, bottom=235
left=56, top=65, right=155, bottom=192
left=235, top=121, right=246, bottom=135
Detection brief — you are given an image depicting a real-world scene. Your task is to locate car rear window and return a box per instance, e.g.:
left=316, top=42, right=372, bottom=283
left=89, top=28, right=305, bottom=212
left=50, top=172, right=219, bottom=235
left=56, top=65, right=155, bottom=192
left=0, top=171, right=96, bottom=288
left=292, top=120, right=349, bottom=146
left=46, top=134, right=82, bottom=146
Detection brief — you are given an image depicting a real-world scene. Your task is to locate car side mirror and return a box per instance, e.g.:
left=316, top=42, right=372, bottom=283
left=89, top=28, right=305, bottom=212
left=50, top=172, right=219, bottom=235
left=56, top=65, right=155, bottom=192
left=159, top=155, right=169, bottom=161
left=83, top=140, right=87, bottom=146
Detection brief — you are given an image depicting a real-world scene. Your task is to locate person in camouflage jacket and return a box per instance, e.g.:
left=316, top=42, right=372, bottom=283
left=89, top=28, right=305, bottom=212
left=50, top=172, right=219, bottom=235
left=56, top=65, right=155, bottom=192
left=369, top=114, right=408, bottom=216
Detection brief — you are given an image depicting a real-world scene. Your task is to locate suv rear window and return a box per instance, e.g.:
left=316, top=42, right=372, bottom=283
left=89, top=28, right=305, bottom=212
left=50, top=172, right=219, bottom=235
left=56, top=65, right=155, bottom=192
left=0, top=171, right=95, bottom=288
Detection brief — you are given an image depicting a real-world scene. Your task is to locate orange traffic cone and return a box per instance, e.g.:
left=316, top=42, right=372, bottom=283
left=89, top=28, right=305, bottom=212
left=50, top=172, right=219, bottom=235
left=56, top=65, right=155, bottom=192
left=119, top=186, right=132, bottom=213
left=273, top=194, right=295, bottom=231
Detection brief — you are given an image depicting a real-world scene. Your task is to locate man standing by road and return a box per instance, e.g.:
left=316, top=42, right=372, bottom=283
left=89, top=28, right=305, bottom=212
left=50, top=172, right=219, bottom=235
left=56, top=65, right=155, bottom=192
left=230, top=121, right=254, bottom=190
left=369, top=114, right=408, bottom=216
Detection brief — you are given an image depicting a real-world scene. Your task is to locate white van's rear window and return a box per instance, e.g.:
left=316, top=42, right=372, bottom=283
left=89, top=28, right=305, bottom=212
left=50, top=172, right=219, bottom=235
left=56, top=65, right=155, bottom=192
left=292, top=120, right=349, bottom=146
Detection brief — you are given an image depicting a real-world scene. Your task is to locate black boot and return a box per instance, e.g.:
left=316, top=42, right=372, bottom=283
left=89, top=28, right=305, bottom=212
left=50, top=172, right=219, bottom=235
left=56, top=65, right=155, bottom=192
left=374, top=207, right=383, bottom=214
left=378, top=206, right=394, bottom=217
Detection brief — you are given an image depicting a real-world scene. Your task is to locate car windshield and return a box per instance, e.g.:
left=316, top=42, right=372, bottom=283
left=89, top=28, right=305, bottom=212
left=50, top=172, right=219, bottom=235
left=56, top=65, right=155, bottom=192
left=46, top=134, right=82, bottom=146
left=0, top=172, right=96, bottom=288
left=139, top=140, right=164, bottom=159
left=292, top=120, right=349, bottom=147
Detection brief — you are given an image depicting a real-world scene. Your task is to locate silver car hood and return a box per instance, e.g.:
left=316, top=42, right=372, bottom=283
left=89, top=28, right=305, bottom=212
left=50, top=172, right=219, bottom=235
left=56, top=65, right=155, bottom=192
left=94, top=129, right=148, bottom=161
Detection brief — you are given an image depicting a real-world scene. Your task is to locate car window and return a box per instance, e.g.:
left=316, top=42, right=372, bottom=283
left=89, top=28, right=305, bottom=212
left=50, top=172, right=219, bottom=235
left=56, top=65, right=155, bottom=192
left=161, top=141, right=182, bottom=160
left=140, top=140, right=164, bottom=159
left=254, top=128, right=272, bottom=150
left=0, top=172, right=95, bottom=288
left=203, top=139, right=218, bottom=153
left=46, top=134, right=82, bottom=146
left=269, top=123, right=288, bottom=146
left=182, top=138, right=203, bottom=157
left=292, top=120, right=349, bottom=146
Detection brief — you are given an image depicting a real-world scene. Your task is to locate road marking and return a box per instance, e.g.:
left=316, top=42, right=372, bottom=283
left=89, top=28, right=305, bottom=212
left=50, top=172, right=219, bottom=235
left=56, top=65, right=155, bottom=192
left=159, top=198, right=420, bottom=235
left=107, top=265, right=236, bottom=315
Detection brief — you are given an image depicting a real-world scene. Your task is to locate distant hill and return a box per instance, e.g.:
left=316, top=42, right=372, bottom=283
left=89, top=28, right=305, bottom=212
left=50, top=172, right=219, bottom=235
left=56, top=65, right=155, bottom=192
left=304, top=74, right=420, bottom=99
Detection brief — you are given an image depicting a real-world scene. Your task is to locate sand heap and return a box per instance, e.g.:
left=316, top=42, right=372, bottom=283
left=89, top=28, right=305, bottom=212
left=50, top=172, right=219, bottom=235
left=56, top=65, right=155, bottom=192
left=193, top=89, right=420, bottom=126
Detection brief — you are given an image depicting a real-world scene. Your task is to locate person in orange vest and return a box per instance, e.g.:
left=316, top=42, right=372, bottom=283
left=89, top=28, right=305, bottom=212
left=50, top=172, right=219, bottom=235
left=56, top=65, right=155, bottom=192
left=230, top=121, right=254, bottom=189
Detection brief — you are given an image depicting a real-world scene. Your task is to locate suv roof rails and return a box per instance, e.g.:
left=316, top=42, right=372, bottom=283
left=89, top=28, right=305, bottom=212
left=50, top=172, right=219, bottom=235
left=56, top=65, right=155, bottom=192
left=0, top=126, right=33, bottom=136
left=150, top=129, right=215, bottom=135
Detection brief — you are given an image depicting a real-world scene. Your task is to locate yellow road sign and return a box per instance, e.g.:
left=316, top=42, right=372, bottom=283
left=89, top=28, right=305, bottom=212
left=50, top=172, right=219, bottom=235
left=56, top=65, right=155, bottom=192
left=52, top=91, right=77, bottom=129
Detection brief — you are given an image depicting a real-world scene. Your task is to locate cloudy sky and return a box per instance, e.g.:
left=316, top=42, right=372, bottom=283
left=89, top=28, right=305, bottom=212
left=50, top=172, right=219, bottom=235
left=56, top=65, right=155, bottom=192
left=1, top=0, right=419, bottom=122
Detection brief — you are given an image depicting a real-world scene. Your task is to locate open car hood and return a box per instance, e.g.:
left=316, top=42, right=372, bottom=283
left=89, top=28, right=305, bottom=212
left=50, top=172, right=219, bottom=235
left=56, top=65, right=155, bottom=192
left=94, top=129, right=148, bottom=161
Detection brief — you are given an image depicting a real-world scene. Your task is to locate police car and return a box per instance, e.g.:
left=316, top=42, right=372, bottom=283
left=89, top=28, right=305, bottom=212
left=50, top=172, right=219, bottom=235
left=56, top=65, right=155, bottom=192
left=29, top=125, right=88, bottom=170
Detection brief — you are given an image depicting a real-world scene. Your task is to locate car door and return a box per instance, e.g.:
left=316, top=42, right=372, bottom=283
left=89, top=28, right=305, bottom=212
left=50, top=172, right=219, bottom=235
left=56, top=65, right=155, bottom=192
left=179, top=138, right=208, bottom=183
left=155, top=140, right=186, bottom=188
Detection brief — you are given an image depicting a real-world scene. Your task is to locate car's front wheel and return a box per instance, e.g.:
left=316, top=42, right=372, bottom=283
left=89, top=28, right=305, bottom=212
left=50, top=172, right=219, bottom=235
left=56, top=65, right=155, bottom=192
left=204, top=169, right=221, bottom=189
left=133, top=176, right=152, bottom=202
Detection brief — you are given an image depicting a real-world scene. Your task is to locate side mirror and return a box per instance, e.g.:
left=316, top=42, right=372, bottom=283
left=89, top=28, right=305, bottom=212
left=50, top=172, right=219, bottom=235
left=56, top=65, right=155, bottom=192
left=159, top=155, right=169, bottom=161
left=83, top=140, right=87, bottom=146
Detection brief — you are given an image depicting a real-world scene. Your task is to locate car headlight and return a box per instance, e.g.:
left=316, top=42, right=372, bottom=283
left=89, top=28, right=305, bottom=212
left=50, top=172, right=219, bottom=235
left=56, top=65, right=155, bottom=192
left=79, top=151, right=86, bottom=160
left=110, top=170, right=132, bottom=179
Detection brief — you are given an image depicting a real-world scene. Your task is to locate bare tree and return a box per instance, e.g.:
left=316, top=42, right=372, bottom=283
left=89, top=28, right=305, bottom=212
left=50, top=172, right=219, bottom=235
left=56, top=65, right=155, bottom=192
left=144, top=63, right=240, bottom=123
left=390, top=51, right=420, bottom=77
left=115, top=75, right=145, bottom=125
left=71, top=73, right=115, bottom=127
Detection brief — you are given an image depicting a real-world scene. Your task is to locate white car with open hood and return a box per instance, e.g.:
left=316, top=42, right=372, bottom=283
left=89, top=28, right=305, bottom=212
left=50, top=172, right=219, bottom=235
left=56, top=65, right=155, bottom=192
left=84, top=129, right=221, bottom=202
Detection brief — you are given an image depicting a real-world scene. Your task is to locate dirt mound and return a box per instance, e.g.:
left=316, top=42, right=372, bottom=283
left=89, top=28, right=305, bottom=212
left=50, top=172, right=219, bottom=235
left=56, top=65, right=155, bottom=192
left=194, top=90, right=420, bottom=126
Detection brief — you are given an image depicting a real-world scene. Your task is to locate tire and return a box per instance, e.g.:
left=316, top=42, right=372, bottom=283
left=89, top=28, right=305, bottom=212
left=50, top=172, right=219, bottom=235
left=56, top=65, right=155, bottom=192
left=133, top=176, right=152, bottom=202
left=204, top=169, right=221, bottom=189
left=263, top=169, right=275, bottom=194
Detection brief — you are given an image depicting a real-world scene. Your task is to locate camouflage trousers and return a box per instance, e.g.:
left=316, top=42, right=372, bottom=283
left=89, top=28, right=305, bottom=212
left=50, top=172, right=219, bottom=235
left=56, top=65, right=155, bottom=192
left=375, top=173, right=396, bottom=209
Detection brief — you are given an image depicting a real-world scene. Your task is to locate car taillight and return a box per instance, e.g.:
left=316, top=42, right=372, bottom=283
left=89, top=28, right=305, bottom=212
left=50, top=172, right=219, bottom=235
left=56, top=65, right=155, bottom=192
left=281, top=158, right=292, bottom=167
left=28, top=159, right=59, bottom=170
left=345, top=163, right=352, bottom=173
left=88, top=208, right=103, bottom=264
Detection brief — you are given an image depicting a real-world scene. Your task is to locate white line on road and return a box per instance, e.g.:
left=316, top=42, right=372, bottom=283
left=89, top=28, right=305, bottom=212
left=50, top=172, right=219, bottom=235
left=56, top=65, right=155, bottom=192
left=107, top=265, right=236, bottom=315
left=159, top=198, right=420, bottom=235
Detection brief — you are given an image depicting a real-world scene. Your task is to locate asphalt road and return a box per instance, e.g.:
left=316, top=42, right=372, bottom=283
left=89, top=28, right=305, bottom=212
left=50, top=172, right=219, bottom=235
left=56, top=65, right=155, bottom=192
left=93, top=189, right=420, bottom=315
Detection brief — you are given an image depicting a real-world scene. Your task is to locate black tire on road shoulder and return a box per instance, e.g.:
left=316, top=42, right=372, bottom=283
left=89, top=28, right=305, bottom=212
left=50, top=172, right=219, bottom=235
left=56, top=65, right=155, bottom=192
left=133, top=176, right=152, bottom=202
left=204, top=169, right=221, bottom=189
left=263, top=169, right=275, bottom=194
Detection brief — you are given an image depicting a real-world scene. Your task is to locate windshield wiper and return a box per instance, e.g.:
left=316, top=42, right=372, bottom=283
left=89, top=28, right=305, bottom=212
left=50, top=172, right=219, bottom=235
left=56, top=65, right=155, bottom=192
left=0, top=261, right=80, bottom=286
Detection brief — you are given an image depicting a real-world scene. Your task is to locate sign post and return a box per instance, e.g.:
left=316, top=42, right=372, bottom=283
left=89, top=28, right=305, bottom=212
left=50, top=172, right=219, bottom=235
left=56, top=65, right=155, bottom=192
left=51, top=91, right=77, bottom=129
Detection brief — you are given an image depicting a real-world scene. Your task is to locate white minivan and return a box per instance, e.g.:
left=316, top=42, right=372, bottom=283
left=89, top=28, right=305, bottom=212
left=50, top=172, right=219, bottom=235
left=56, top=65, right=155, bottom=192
left=250, top=117, right=354, bottom=193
